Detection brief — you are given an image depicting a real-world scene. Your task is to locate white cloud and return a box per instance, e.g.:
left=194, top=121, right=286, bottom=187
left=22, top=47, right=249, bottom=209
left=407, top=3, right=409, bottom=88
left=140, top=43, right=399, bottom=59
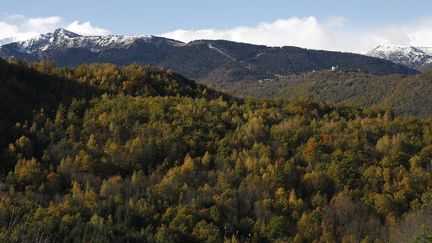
left=0, top=14, right=110, bottom=44
left=26, top=16, right=63, bottom=31
left=405, top=18, right=432, bottom=46
left=161, top=17, right=432, bottom=53
left=66, top=21, right=110, bottom=35
left=0, top=22, right=19, bottom=38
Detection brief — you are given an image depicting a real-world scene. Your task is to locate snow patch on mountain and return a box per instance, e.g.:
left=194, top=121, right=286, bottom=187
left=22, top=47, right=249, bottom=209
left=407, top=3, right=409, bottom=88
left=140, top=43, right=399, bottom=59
left=207, top=44, right=236, bottom=61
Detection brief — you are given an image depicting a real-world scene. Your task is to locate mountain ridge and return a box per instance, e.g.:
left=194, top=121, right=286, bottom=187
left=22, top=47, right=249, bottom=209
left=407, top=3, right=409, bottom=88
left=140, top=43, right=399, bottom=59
left=1, top=28, right=185, bottom=54
left=0, top=29, right=418, bottom=85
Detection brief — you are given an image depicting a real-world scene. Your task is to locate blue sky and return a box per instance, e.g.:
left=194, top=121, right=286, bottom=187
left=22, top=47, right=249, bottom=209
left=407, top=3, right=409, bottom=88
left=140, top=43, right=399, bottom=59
left=3, top=0, right=432, bottom=34
left=2, top=0, right=432, bottom=52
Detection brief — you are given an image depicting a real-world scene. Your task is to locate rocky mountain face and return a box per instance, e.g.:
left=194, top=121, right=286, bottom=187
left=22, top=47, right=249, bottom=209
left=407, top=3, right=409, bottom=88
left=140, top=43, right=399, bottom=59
left=368, top=45, right=432, bottom=70
left=1, top=29, right=418, bottom=85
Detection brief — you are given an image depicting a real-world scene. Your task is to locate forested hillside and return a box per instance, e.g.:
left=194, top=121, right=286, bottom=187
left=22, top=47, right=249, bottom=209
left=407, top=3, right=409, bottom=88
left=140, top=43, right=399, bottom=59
left=230, top=70, right=432, bottom=118
left=1, top=60, right=432, bottom=242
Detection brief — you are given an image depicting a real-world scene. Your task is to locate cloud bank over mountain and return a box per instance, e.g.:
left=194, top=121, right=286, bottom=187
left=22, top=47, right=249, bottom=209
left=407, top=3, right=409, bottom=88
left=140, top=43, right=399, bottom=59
left=162, top=16, right=432, bottom=53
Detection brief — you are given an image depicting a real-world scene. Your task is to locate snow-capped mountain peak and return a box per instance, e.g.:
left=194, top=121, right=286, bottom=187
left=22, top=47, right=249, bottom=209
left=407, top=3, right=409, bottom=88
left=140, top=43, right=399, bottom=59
left=16, top=28, right=149, bottom=53
left=367, top=45, right=432, bottom=70
left=53, top=28, right=81, bottom=38
left=1, top=28, right=185, bottom=55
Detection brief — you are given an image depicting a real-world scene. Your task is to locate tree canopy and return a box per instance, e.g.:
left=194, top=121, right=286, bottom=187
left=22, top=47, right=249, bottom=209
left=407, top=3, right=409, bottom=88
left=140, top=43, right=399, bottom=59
left=0, top=60, right=432, bottom=242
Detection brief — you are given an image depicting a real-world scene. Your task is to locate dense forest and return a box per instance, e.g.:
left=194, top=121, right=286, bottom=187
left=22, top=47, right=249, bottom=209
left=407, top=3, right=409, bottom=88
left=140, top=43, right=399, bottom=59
left=227, top=70, right=432, bottom=118
left=1, top=59, right=432, bottom=242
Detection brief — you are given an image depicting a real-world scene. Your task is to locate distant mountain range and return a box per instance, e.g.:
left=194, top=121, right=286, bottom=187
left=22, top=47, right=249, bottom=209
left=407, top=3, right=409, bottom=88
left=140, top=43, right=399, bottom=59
left=0, top=29, right=417, bottom=85
left=368, top=45, right=432, bottom=71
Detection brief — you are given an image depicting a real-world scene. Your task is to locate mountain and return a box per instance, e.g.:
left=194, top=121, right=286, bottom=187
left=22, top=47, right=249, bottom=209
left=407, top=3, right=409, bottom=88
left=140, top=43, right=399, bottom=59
left=368, top=45, right=432, bottom=70
left=229, top=70, right=432, bottom=117
left=3, top=28, right=184, bottom=52
left=0, top=28, right=183, bottom=60
left=0, top=29, right=418, bottom=86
